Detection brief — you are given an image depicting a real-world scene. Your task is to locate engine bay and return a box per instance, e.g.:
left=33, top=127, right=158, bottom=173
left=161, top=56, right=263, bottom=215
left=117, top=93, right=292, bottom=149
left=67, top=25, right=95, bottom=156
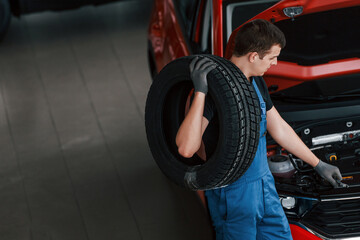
left=267, top=116, right=360, bottom=198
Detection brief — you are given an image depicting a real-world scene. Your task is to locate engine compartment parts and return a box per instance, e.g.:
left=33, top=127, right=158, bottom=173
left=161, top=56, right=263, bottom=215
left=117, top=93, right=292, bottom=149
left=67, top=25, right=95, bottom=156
left=267, top=155, right=296, bottom=178
left=312, top=129, right=360, bottom=146
left=325, top=153, right=337, bottom=162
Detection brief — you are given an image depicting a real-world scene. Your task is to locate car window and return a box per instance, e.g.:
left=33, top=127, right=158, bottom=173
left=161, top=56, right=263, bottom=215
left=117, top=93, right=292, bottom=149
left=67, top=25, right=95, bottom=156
left=224, top=0, right=279, bottom=42
left=274, top=6, right=360, bottom=66
left=172, top=0, right=200, bottom=38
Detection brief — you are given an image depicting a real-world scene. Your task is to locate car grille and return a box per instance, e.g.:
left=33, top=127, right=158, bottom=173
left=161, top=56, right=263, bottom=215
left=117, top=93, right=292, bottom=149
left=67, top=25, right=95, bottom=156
left=301, top=198, right=360, bottom=239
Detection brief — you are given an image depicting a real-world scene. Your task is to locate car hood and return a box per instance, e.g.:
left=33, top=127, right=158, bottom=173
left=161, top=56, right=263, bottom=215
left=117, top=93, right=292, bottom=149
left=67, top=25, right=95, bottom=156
left=225, top=0, right=360, bottom=92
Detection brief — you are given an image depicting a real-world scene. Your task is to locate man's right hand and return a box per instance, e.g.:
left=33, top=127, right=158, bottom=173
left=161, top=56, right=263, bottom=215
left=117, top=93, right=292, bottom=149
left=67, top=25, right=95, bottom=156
left=189, top=57, right=217, bottom=95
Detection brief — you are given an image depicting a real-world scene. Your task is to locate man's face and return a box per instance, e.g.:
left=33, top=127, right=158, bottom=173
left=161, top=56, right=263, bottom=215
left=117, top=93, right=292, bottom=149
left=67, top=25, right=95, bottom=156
left=253, top=44, right=281, bottom=76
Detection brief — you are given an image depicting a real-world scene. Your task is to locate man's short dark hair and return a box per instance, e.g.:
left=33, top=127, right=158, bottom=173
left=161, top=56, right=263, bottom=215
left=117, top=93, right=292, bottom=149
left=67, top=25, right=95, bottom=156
left=233, top=19, right=286, bottom=59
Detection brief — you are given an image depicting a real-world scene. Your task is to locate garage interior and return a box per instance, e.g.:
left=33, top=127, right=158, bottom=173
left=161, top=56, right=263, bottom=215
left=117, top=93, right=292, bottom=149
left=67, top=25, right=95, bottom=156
left=0, top=0, right=213, bottom=239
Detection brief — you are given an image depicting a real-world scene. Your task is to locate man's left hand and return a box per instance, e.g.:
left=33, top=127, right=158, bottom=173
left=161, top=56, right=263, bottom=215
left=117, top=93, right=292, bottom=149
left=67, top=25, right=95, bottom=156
left=314, top=160, right=349, bottom=188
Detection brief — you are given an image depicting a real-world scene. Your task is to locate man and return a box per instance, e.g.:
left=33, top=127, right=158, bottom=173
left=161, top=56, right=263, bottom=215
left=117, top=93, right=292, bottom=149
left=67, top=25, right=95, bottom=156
left=176, top=19, right=346, bottom=239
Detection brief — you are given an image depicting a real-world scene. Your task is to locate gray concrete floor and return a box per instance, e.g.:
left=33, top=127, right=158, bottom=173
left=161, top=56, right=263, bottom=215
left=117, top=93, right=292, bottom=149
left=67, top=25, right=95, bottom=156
left=0, top=0, right=213, bottom=239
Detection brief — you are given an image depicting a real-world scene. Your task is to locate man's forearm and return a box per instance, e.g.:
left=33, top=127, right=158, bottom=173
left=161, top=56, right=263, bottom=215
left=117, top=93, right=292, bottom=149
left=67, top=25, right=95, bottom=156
left=176, top=92, right=206, bottom=158
left=267, top=107, right=320, bottom=167
left=271, top=121, right=320, bottom=167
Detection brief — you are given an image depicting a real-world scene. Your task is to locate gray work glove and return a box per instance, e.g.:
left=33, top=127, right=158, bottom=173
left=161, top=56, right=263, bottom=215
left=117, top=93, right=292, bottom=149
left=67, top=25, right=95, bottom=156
left=189, top=56, right=217, bottom=95
left=314, top=160, right=348, bottom=188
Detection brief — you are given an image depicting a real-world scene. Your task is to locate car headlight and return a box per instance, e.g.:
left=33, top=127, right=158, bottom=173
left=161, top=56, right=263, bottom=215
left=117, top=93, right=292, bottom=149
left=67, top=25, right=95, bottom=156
left=279, top=195, right=319, bottom=218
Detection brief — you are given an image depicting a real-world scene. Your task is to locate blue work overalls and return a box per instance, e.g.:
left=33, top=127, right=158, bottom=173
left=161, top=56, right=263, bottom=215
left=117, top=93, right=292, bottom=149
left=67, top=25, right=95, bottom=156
left=205, top=79, right=293, bottom=240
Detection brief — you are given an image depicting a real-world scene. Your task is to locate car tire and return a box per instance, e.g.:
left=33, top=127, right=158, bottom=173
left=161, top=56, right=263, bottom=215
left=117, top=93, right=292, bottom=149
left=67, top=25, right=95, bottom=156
left=0, top=0, right=10, bottom=41
left=145, top=55, right=260, bottom=190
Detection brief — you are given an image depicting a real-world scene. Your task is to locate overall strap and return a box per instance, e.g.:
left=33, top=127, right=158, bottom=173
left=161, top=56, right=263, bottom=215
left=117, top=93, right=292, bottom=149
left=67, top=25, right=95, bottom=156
left=252, top=78, right=266, bottom=120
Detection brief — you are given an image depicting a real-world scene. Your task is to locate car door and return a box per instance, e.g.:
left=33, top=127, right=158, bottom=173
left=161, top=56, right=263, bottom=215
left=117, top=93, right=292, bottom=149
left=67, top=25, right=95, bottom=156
left=148, top=0, right=216, bottom=75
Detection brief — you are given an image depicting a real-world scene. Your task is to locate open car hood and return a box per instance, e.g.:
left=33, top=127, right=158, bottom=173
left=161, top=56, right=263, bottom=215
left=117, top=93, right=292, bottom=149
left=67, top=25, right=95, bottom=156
left=225, top=0, right=360, bottom=92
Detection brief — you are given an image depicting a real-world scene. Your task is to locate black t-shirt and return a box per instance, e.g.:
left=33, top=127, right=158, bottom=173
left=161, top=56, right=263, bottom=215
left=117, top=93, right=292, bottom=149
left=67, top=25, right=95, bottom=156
left=203, top=76, right=273, bottom=121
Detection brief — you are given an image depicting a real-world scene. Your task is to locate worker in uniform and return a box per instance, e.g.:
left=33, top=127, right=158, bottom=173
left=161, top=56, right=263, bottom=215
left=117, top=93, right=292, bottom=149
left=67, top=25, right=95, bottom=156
left=175, top=19, right=345, bottom=239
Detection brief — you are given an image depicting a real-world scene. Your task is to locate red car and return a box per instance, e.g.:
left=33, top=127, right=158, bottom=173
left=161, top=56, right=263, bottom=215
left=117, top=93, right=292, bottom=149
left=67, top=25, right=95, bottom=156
left=147, top=0, right=360, bottom=239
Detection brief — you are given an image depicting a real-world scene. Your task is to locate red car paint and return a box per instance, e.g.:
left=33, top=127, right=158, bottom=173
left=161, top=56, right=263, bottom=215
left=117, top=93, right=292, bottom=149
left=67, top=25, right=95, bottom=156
left=290, top=225, right=322, bottom=240
left=148, top=0, right=190, bottom=73
left=212, top=0, right=223, bottom=57
left=148, top=1, right=360, bottom=239
left=264, top=58, right=360, bottom=92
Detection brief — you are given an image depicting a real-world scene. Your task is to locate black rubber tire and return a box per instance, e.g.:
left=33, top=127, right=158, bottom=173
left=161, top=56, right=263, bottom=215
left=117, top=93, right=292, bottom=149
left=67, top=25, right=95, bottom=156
left=145, top=55, right=260, bottom=190
left=0, top=0, right=10, bottom=41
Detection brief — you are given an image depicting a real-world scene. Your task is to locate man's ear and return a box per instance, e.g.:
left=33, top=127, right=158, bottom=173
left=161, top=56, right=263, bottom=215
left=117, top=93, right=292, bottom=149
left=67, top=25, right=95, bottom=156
left=249, top=52, right=258, bottom=63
